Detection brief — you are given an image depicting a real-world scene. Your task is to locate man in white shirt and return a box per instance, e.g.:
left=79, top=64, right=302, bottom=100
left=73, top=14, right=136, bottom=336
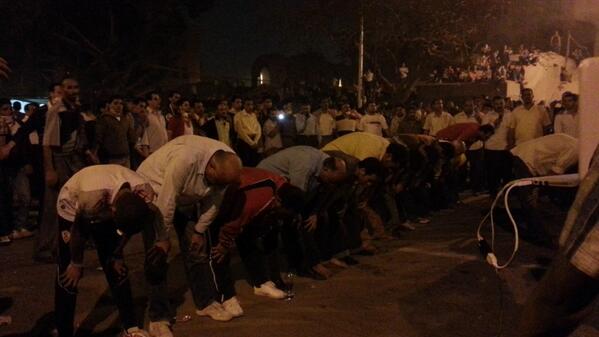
left=423, top=99, right=455, bottom=136
left=319, top=109, right=336, bottom=147
left=511, top=133, right=578, bottom=247
left=358, top=102, right=388, bottom=137
left=335, top=103, right=361, bottom=136
left=233, top=99, right=262, bottom=166
left=295, top=103, right=319, bottom=147
left=554, top=92, right=579, bottom=138
left=485, top=96, right=516, bottom=197
left=55, top=165, right=162, bottom=337
left=509, top=88, right=551, bottom=145
left=137, top=136, right=243, bottom=329
left=454, top=98, right=480, bottom=124
left=145, top=92, right=168, bottom=154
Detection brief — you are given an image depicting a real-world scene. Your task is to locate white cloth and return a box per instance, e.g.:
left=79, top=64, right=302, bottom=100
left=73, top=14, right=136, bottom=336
left=510, top=133, right=579, bottom=176
left=485, top=111, right=515, bottom=151
left=146, top=108, right=168, bottom=153
left=57, top=165, right=162, bottom=235
left=511, top=104, right=551, bottom=145
left=215, top=119, right=231, bottom=147
left=358, top=113, right=388, bottom=137
left=554, top=112, right=579, bottom=138
left=423, top=111, right=455, bottom=136
left=136, top=135, right=234, bottom=233
left=296, top=114, right=318, bottom=136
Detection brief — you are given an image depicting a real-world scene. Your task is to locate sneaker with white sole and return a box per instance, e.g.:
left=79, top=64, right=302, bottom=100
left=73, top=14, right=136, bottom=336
left=254, top=281, right=286, bottom=300
left=222, top=296, right=244, bottom=317
left=0, top=236, right=11, bottom=246
left=195, top=301, right=233, bottom=321
left=124, top=327, right=151, bottom=337
left=148, top=321, right=173, bottom=337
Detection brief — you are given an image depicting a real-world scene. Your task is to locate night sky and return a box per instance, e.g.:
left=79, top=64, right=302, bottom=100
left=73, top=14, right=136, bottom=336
left=197, top=0, right=338, bottom=82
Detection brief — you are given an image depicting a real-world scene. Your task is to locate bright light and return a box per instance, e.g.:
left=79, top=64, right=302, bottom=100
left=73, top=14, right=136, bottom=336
left=259, top=73, right=264, bottom=85
left=277, top=113, right=285, bottom=120
left=338, top=78, right=343, bottom=88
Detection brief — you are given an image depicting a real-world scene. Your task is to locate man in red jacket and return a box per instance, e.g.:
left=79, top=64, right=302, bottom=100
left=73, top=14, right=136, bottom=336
left=207, top=167, right=305, bottom=317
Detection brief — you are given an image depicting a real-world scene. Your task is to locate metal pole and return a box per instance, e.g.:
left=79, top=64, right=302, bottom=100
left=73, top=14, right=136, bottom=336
left=357, top=14, right=364, bottom=109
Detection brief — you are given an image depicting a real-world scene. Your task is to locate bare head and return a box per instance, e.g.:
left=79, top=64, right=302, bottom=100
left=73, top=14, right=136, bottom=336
left=319, top=157, right=348, bottom=184
left=205, top=150, right=242, bottom=186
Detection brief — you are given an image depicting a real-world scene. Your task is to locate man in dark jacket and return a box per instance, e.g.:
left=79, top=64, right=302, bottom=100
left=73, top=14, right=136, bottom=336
left=200, top=100, right=235, bottom=148
left=94, top=95, right=136, bottom=168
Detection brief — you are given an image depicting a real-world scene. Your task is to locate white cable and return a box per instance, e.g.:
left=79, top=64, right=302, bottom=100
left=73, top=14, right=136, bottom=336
left=477, top=178, right=532, bottom=270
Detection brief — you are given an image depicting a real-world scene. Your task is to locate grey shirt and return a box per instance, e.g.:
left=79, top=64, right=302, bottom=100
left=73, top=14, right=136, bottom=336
left=257, top=146, right=328, bottom=192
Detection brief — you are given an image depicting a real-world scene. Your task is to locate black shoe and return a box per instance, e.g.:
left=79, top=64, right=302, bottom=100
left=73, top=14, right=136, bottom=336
left=297, top=268, right=327, bottom=281
left=340, top=256, right=359, bottom=266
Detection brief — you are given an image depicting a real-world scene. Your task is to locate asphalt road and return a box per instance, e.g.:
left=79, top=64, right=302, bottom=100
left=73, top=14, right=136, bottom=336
left=1, top=194, right=598, bottom=337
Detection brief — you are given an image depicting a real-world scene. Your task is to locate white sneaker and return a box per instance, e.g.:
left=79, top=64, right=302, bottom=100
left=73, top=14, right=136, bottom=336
left=253, top=281, right=286, bottom=300
left=124, top=327, right=151, bottom=337
left=0, top=236, right=11, bottom=246
left=148, top=321, right=173, bottom=337
left=222, top=296, right=244, bottom=317
left=195, top=301, right=233, bottom=321
left=399, top=221, right=416, bottom=231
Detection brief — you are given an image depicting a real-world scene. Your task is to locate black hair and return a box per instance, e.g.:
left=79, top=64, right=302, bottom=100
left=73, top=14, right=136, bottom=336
left=386, top=143, right=409, bottom=165
left=521, top=87, right=533, bottom=94
left=277, top=183, right=306, bottom=213
left=322, top=157, right=338, bottom=171
left=492, top=95, right=504, bottom=102
left=479, top=124, right=495, bottom=135
left=108, top=95, right=123, bottom=103
left=358, top=157, right=384, bottom=178
left=48, top=82, right=61, bottom=93
left=145, top=91, right=160, bottom=102
left=168, top=91, right=181, bottom=99
left=0, top=98, right=10, bottom=107
left=24, top=103, right=38, bottom=112
left=133, top=97, right=145, bottom=105
left=562, top=91, right=578, bottom=101
left=114, top=190, right=151, bottom=237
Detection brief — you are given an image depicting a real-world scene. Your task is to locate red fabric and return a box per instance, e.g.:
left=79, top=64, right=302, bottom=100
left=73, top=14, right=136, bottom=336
left=217, top=168, right=287, bottom=249
left=167, top=116, right=186, bottom=139
left=436, top=122, right=480, bottom=143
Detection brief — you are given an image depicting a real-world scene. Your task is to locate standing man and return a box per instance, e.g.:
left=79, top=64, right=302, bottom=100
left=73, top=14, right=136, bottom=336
left=262, top=110, right=283, bottom=156
left=509, top=88, right=551, bottom=146
left=145, top=91, right=168, bottom=155
left=137, top=135, right=242, bottom=334
left=485, top=96, right=515, bottom=197
left=295, top=103, right=319, bottom=147
left=358, top=102, right=389, bottom=137
left=95, top=95, right=136, bottom=168
left=37, top=78, right=94, bottom=262
left=319, top=107, right=336, bottom=147
left=165, top=91, right=181, bottom=121
left=423, top=98, right=455, bottom=136
left=554, top=92, right=579, bottom=138
left=54, top=165, right=162, bottom=337
left=201, top=100, right=235, bottom=147
left=234, top=99, right=261, bottom=166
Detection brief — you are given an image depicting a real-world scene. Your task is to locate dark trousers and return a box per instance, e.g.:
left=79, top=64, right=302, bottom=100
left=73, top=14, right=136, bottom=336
left=236, top=140, right=260, bottom=167
left=0, top=164, right=12, bottom=236
left=55, top=217, right=136, bottom=337
left=11, top=167, right=33, bottom=231
left=517, top=255, right=599, bottom=337
left=466, top=149, right=485, bottom=192
left=36, top=152, right=84, bottom=258
left=485, top=149, right=513, bottom=197
left=143, top=207, right=218, bottom=322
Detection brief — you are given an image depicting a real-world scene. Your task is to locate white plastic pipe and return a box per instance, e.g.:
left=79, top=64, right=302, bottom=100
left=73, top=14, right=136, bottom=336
left=578, top=57, right=599, bottom=178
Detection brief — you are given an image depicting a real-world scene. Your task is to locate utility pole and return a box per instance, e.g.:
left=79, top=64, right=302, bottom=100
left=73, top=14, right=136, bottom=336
left=357, top=13, right=365, bottom=109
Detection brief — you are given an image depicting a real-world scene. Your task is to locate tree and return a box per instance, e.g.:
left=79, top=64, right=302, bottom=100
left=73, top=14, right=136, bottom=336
left=0, top=0, right=214, bottom=97
left=277, top=0, right=566, bottom=102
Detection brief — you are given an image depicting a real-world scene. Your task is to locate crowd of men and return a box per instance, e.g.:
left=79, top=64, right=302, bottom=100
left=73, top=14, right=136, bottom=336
left=0, top=76, right=583, bottom=337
